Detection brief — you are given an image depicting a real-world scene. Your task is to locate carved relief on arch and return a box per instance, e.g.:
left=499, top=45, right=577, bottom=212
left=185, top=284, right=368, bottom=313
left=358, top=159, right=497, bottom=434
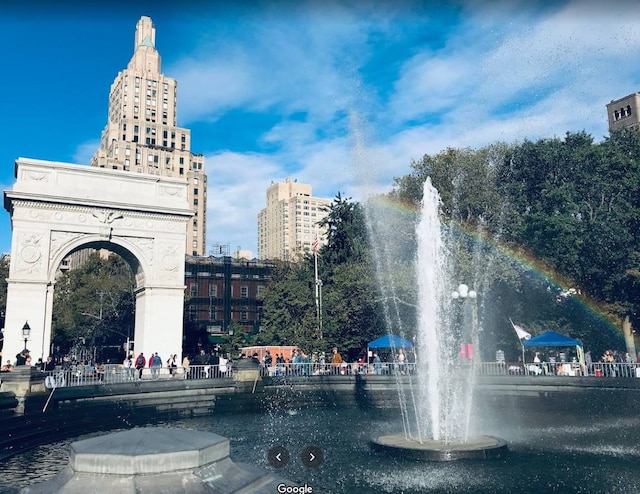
left=15, top=232, right=45, bottom=276
left=159, top=185, right=184, bottom=198
left=124, top=237, right=154, bottom=266
left=21, top=169, right=51, bottom=182
left=49, top=231, right=82, bottom=262
left=158, top=243, right=181, bottom=281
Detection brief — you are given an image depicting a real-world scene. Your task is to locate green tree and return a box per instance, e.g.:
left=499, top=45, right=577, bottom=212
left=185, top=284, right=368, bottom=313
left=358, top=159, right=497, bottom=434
left=52, top=252, right=135, bottom=359
left=258, top=260, right=318, bottom=349
left=318, top=193, right=369, bottom=266
left=0, top=255, right=8, bottom=354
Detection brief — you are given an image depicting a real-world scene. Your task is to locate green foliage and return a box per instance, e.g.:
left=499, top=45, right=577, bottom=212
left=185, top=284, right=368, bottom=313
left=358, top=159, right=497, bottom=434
left=52, top=252, right=135, bottom=358
left=322, top=260, right=385, bottom=360
left=0, top=256, right=8, bottom=317
left=259, top=260, right=319, bottom=350
left=0, top=256, right=8, bottom=353
left=260, top=195, right=386, bottom=358
left=390, top=130, right=640, bottom=358
left=318, top=192, right=369, bottom=266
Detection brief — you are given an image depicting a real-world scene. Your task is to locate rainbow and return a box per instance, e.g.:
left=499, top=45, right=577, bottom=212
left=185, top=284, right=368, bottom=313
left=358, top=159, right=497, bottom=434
left=365, top=194, right=626, bottom=348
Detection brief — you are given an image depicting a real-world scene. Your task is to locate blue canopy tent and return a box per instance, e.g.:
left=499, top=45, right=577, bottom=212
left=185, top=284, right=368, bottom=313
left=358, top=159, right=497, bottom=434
left=368, top=334, right=413, bottom=349
left=367, top=335, right=413, bottom=366
left=523, top=331, right=582, bottom=348
left=522, top=331, right=585, bottom=371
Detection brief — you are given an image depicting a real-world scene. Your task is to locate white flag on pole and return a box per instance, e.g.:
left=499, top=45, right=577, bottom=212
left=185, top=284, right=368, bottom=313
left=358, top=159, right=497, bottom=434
left=511, top=320, right=531, bottom=340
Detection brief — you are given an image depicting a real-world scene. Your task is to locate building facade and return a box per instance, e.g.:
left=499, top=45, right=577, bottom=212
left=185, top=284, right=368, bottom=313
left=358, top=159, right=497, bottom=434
left=91, top=16, right=207, bottom=256
left=183, top=255, right=275, bottom=355
left=606, top=93, right=640, bottom=131
left=257, top=178, right=330, bottom=260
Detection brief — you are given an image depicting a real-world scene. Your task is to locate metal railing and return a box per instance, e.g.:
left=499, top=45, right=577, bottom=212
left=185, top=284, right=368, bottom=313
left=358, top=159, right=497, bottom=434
left=479, top=361, right=640, bottom=378
left=258, top=361, right=417, bottom=377
left=42, top=364, right=234, bottom=388
left=37, top=360, right=640, bottom=389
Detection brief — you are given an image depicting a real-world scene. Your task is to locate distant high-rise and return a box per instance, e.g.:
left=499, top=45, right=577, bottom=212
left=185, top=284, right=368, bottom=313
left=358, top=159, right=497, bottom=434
left=257, top=179, right=330, bottom=261
left=606, top=93, right=640, bottom=132
left=91, top=16, right=207, bottom=256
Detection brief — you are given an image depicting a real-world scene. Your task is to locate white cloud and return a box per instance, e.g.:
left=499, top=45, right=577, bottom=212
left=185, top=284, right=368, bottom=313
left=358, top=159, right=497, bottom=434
left=72, top=139, right=100, bottom=165
left=176, top=0, right=640, bottom=255
left=205, top=151, right=284, bottom=256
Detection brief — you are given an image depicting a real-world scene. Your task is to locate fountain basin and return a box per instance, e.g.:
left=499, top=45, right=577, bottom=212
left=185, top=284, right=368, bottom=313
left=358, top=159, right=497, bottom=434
left=371, top=433, right=507, bottom=461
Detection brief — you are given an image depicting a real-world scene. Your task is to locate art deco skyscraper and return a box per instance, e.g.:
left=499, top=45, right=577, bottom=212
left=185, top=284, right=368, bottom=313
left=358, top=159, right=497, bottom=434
left=91, top=16, right=207, bottom=256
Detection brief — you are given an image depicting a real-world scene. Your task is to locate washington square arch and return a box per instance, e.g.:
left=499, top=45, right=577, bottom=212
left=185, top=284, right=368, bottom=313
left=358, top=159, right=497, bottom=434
left=2, top=157, right=192, bottom=363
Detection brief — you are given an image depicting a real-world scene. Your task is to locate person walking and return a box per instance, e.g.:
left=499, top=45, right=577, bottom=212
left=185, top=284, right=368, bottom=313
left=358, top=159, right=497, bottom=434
left=134, top=352, right=146, bottom=380
left=373, top=353, right=382, bottom=375
left=331, top=347, right=343, bottom=375
left=167, top=354, right=178, bottom=378
left=123, top=354, right=134, bottom=380
left=149, top=352, right=162, bottom=379
left=182, top=354, right=191, bottom=379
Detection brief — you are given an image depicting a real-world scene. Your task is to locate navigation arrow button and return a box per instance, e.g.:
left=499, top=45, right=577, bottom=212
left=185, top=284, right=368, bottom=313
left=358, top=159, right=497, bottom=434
left=301, top=446, right=323, bottom=468
left=267, top=446, right=290, bottom=468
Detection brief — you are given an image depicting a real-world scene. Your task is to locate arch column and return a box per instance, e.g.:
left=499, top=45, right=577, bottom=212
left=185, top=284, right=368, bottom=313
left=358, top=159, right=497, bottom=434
left=134, top=285, right=186, bottom=362
left=3, top=279, right=53, bottom=363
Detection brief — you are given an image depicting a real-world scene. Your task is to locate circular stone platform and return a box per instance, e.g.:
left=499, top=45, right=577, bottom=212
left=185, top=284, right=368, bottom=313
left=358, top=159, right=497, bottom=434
left=371, top=433, right=508, bottom=461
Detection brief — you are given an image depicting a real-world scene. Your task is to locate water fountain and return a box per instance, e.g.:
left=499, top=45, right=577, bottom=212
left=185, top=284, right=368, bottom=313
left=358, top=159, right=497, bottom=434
left=369, top=178, right=507, bottom=460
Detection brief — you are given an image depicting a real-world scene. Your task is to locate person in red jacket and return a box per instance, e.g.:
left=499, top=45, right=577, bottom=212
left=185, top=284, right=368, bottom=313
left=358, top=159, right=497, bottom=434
left=134, top=352, right=146, bottom=380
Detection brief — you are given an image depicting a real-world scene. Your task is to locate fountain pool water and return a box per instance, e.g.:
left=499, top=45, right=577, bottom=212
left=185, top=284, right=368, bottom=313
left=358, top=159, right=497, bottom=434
left=3, top=405, right=640, bottom=493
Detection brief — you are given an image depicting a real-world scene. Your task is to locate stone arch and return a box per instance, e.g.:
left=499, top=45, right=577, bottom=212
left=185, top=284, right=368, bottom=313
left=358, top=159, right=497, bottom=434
left=2, top=158, right=192, bottom=364
left=49, top=236, right=148, bottom=290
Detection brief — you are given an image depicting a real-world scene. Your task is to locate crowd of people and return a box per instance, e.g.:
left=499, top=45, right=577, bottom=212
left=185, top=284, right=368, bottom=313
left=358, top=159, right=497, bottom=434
left=252, top=346, right=417, bottom=377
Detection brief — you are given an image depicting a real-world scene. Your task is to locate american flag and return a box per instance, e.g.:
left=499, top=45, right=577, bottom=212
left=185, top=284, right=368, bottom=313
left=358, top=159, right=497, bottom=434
left=312, top=237, right=319, bottom=254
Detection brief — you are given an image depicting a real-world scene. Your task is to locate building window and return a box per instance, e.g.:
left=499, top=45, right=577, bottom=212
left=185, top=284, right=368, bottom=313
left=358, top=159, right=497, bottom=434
left=209, top=285, right=217, bottom=297
left=194, top=199, right=199, bottom=206
left=193, top=240, right=198, bottom=248
left=241, top=286, right=248, bottom=298
left=190, top=284, right=198, bottom=297
left=194, top=188, right=199, bottom=195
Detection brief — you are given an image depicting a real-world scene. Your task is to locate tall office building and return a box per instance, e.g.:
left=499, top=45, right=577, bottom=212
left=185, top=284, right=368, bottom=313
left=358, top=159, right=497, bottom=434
left=606, top=93, right=640, bottom=132
left=257, top=179, right=330, bottom=261
left=91, top=16, right=207, bottom=256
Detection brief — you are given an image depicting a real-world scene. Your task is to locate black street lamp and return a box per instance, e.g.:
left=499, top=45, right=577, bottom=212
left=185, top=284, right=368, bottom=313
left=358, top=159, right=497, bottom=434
left=21, top=321, right=31, bottom=351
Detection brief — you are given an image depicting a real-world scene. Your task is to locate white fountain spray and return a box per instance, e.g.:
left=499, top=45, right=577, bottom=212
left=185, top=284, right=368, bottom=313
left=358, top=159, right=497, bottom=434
left=415, top=177, right=449, bottom=441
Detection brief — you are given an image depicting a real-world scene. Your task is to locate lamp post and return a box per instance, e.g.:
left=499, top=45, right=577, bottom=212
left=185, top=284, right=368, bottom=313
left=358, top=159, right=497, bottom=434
left=451, top=284, right=479, bottom=368
left=21, top=321, right=31, bottom=351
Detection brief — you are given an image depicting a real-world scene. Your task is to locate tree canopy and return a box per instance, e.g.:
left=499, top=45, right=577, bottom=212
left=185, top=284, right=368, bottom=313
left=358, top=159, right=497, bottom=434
left=52, top=251, right=135, bottom=361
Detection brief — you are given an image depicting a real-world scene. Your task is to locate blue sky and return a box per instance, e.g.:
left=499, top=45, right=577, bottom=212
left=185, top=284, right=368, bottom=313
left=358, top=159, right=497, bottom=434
left=2, top=0, right=640, bottom=257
